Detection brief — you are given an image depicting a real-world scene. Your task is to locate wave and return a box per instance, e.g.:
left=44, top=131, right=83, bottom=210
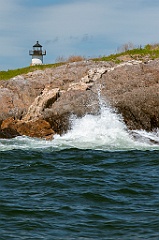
left=1, top=99, right=159, bottom=152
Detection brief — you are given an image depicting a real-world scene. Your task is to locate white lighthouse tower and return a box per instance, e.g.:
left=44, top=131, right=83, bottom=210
left=29, top=41, right=46, bottom=65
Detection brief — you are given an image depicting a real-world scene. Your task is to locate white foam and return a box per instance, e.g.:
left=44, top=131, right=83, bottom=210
left=1, top=99, right=159, bottom=151
left=53, top=101, right=159, bottom=151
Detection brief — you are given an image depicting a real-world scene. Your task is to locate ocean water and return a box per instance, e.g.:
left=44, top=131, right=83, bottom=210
left=0, top=100, right=159, bottom=239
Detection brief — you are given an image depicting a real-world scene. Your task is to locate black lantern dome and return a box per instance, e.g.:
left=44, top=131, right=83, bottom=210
left=33, top=41, right=42, bottom=48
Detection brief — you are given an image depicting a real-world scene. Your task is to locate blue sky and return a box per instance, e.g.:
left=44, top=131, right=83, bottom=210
left=0, top=0, right=159, bottom=70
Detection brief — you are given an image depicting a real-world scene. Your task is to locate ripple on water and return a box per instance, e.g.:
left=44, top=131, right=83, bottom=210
left=0, top=149, right=159, bottom=239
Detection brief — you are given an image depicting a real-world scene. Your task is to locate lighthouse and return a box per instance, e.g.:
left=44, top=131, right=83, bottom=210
left=29, top=41, right=46, bottom=65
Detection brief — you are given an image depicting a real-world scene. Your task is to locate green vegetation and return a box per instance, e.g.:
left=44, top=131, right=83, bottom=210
left=1, top=43, right=159, bottom=81
left=93, top=43, right=159, bottom=63
left=0, top=63, right=64, bottom=81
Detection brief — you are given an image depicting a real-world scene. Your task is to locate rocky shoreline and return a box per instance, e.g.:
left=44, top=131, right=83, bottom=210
left=0, top=59, right=159, bottom=139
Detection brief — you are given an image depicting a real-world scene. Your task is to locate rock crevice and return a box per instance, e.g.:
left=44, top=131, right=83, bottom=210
left=0, top=59, right=159, bottom=139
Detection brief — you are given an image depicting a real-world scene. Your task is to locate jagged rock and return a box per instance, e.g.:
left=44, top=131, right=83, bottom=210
left=1, top=117, right=54, bottom=139
left=23, top=87, right=60, bottom=121
left=0, top=59, right=159, bottom=139
left=0, top=118, right=20, bottom=138
left=16, top=119, right=54, bottom=140
left=44, top=89, right=99, bottom=135
left=0, top=61, right=112, bottom=124
left=97, top=59, right=159, bottom=131
left=81, top=67, right=107, bottom=83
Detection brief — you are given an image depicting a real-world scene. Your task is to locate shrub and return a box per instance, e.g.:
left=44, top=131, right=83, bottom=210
left=66, top=55, right=85, bottom=63
left=117, top=42, right=135, bottom=53
left=56, top=56, right=66, bottom=63
left=144, top=43, right=159, bottom=50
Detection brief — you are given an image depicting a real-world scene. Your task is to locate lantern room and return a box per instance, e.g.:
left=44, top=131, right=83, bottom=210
left=29, top=41, right=46, bottom=65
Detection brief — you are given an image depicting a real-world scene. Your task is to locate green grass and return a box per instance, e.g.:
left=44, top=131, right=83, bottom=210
left=0, top=62, right=64, bottom=81
left=93, top=44, right=159, bottom=63
left=1, top=44, right=159, bottom=81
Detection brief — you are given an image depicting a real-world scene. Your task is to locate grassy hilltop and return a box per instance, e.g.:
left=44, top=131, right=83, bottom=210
left=1, top=43, right=159, bottom=81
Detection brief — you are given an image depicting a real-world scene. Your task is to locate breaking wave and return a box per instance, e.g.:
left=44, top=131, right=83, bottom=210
left=1, top=97, right=159, bottom=152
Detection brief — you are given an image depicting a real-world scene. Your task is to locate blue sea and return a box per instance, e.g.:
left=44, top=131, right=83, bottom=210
left=0, top=103, right=159, bottom=239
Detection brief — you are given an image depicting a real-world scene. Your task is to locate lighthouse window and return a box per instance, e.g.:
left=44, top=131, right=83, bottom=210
left=34, top=46, right=42, bottom=51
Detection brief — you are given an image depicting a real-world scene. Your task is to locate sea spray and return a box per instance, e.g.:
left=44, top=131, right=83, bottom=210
left=53, top=95, right=159, bottom=150
left=1, top=98, right=159, bottom=151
